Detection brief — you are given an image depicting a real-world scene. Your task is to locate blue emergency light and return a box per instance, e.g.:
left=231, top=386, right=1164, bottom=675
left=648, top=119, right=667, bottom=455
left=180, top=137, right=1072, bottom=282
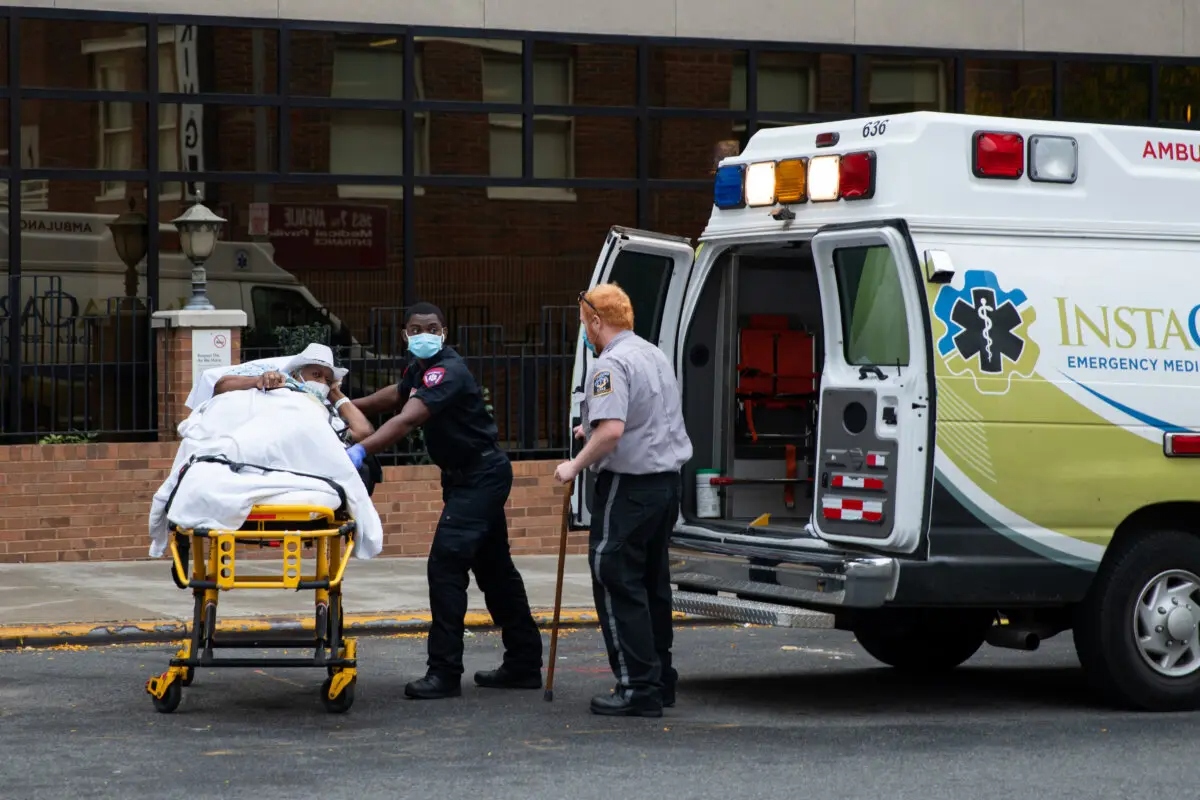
left=713, top=164, right=746, bottom=209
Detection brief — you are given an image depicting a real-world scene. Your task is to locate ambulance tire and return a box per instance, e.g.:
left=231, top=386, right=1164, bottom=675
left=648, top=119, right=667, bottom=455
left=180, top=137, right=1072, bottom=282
left=851, top=609, right=994, bottom=673
left=1073, top=529, right=1200, bottom=712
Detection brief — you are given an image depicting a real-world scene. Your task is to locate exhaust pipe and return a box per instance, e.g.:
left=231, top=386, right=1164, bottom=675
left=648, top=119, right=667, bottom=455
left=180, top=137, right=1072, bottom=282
left=986, top=625, right=1046, bottom=651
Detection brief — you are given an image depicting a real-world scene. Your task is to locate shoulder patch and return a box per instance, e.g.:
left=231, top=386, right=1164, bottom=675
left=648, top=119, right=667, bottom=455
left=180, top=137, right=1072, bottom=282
left=423, top=367, right=447, bottom=388
left=592, top=370, right=613, bottom=397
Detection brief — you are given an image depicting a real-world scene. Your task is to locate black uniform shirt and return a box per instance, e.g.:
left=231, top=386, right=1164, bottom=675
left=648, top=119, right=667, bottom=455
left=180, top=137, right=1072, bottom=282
left=398, top=346, right=498, bottom=470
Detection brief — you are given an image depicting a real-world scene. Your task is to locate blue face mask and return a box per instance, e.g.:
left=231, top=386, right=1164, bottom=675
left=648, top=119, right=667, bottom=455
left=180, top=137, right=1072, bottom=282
left=408, top=332, right=444, bottom=360
left=583, top=332, right=597, bottom=355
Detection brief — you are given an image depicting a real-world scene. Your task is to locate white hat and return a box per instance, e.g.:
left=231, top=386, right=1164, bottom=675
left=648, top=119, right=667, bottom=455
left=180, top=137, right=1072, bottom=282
left=281, top=343, right=349, bottom=381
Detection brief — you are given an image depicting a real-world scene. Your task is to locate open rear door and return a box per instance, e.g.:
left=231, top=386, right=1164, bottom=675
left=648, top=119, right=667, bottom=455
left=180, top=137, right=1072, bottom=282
left=568, top=226, right=695, bottom=529
left=809, top=221, right=934, bottom=554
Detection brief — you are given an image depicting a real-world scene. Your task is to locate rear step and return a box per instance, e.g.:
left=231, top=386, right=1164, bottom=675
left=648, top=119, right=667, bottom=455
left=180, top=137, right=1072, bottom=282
left=672, top=590, right=833, bottom=629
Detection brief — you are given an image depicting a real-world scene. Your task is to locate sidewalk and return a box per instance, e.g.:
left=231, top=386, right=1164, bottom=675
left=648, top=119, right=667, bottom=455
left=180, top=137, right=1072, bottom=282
left=0, top=555, right=607, bottom=648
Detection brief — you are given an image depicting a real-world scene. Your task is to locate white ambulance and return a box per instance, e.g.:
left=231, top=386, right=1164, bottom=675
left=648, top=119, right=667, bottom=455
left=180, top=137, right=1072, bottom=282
left=570, top=111, right=1200, bottom=712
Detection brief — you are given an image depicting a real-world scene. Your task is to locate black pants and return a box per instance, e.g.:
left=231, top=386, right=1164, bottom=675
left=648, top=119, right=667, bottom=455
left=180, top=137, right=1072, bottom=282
left=589, top=469, right=681, bottom=700
left=426, top=451, right=543, bottom=679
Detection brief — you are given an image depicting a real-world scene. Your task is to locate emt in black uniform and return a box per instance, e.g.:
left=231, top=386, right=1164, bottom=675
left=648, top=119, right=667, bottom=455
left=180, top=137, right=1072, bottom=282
left=350, top=302, right=543, bottom=700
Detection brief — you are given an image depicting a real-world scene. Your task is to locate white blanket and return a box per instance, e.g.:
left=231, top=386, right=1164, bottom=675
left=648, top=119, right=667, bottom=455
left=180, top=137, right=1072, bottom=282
left=186, top=356, right=293, bottom=410
left=148, top=388, right=384, bottom=560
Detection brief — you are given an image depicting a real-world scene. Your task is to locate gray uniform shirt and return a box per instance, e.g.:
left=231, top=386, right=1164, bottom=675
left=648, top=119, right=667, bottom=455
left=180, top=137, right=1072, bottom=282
left=581, top=329, right=693, bottom=475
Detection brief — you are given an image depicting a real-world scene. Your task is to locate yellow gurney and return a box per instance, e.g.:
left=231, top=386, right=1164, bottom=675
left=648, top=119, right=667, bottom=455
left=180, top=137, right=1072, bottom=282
left=145, top=503, right=359, bottom=714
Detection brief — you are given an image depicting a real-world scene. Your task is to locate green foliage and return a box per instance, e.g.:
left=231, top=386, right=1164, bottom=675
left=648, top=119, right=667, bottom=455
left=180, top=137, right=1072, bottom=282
left=38, top=431, right=98, bottom=445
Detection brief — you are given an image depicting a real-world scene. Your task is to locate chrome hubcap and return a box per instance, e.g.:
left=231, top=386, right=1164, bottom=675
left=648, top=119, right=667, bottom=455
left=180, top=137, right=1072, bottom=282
left=1135, top=569, right=1200, bottom=678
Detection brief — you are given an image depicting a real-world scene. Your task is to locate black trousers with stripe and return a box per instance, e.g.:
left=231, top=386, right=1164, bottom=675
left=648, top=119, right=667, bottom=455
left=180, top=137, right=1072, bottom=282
left=588, top=469, right=681, bottom=699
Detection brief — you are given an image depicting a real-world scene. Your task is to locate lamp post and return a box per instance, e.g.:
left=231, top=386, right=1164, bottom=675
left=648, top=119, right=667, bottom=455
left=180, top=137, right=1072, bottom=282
left=172, top=194, right=226, bottom=311
left=106, top=198, right=149, bottom=308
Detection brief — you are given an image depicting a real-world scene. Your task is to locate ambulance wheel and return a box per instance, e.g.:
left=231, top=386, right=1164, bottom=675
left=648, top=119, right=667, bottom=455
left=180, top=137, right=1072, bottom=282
left=152, top=681, right=183, bottom=714
left=851, top=609, right=994, bottom=672
left=1074, top=530, right=1200, bottom=712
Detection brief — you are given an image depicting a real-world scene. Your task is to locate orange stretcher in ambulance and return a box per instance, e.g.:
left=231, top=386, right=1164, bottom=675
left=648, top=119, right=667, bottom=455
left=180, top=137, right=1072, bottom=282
left=569, top=111, right=1200, bottom=712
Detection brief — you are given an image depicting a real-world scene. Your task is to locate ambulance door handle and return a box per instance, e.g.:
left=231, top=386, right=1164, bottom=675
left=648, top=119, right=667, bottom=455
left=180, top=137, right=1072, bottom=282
left=911, top=402, right=927, bottom=410
left=858, top=366, right=885, bottom=381
left=882, top=406, right=897, bottom=426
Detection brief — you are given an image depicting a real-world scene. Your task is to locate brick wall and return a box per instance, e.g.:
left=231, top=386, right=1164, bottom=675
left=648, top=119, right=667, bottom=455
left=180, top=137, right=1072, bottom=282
left=0, top=443, right=584, bottom=564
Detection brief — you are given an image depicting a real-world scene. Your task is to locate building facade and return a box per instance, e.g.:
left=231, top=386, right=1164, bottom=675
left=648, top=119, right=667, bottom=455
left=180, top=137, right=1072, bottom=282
left=2, top=0, right=1198, bottom=452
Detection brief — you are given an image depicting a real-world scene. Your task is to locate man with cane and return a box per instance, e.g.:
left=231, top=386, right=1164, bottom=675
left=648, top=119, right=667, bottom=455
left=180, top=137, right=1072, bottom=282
left=552, top=283, right=693, bottom=718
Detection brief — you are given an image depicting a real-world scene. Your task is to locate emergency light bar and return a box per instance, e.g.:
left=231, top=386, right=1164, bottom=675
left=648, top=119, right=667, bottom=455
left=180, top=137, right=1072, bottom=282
left=974, top=130, right=1078, bottom=184
left=714, top=149, right=876, bottom=210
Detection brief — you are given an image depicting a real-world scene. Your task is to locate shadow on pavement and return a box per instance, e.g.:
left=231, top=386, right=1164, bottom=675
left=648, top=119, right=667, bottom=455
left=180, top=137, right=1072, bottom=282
left=680, top=663, right=1104, bottom=713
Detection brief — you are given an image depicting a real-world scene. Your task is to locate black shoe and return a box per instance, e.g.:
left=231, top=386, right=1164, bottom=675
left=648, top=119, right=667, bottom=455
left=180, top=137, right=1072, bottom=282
left=404, top=674, right=462, bottom=700
left=590, top=691, right=663, bottom=718
left=663, top=685, right=676, bottom=708
left=474, top=666, right=542, bottom=690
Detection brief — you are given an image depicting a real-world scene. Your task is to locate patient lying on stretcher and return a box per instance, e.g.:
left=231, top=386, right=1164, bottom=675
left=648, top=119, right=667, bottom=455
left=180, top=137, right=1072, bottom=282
left=146, top=351, right=385, bottom=562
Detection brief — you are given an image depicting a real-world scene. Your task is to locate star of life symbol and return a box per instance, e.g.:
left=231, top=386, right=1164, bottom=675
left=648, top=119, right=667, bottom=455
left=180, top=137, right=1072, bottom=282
left=949, top=287, right=1023, bottom=375
left=977, top=296, right=994, bottom=362
left=932, top=269, right=1039, bottom=396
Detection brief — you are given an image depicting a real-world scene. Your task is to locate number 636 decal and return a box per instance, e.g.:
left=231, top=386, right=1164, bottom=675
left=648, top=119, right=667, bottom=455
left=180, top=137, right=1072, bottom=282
left=862, top=119, right=888, bottom=137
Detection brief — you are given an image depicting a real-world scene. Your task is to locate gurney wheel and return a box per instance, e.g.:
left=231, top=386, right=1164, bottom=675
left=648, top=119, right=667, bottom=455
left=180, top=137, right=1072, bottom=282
left=180, top=668, right=195, bottom=687
left=320, top=676, right=355, bottom=714
left=152, top=681, right=183, bottom=714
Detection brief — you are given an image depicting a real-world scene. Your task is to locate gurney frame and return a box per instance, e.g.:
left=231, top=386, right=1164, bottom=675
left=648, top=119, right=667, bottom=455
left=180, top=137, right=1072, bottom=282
left=145, top=504, right=359, bottom=714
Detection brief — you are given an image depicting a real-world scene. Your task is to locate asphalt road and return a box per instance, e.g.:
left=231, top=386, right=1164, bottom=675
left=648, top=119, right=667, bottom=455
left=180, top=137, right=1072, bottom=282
left=1, top=624, right=1195, bottom=800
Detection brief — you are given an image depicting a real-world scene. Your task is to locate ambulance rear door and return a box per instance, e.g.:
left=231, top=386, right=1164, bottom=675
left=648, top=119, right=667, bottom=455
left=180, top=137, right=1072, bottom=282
left=809, top=220, right=935, bottom=554
left=568, top=226, right=695, bottom=529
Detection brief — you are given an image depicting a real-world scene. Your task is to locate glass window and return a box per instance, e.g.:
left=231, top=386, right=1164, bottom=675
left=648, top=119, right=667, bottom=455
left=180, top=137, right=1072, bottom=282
left=94, top=52, right=135, bottom=198
left=649, top=46, right=743, bottom=109
left=251, top=286, right=330, bottom=332
left=559, top=42, right=635, bottom=106
left=832, top=246, right=910, bottom=367
left=731, top=52, right=851, bottom=123
left=649, top=118, right=745, bottom=179
left=605, top=251, right=674, bottom=344
left=482, top=51, right=574, bottom=179
left=1158, top=66, right=1200, bottom=125
left=965, top=59, right=1052, bottom=118
left=864, top=57, right=952, bottom=114
left=1062, top=62, right=1151, bottom=122
left=323, top=45, right=425, bottom=176
left=20, top=20, right=146, bottom=90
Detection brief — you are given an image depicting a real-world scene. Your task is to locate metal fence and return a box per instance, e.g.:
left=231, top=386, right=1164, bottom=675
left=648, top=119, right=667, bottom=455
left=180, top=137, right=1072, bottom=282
left=244, top=303, right=581, bottom=465
left=1, top=275, right=158, bottom=444
left=2, top=288, right=581, bottom=460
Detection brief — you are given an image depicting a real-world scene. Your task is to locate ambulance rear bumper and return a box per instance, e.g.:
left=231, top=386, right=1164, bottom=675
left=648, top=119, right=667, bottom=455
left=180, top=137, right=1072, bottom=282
left=669, top=535, right=900, bottom=621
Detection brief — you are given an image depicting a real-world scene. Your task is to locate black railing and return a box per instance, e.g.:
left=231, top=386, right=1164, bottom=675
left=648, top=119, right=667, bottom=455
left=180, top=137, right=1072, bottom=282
left=0, top=275, right=158, bottom=443
left=244, top=304, right=581, bottom=464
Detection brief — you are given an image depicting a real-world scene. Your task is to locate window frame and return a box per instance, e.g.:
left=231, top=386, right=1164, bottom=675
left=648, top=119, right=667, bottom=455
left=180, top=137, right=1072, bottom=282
left=92, top=50, right=135, bottom=200
left=328, top=43, right=429, bottom=200
left=730, top=58, right=818, bottom=133
left=481, top=49, right=577, bottom=202
left=867, top=58, right=949, bottom=115
left=81, top=26, right=183, bottom=202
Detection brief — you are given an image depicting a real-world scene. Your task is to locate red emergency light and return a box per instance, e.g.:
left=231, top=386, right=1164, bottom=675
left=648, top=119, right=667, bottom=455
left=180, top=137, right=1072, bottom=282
left=973, top=131, right=1024, bottom=179
left=839, top=151, right=876, bottom=200
left=1164, top=432, right=1200, bottom=457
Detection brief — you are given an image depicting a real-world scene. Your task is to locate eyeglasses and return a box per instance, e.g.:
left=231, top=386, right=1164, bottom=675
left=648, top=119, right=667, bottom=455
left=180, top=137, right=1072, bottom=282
left=578, top=291, right=599, bottom=313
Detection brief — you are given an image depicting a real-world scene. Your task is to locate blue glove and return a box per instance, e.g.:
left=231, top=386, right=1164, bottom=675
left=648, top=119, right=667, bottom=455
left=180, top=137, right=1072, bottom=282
left=347, top=444, right=367, bottom=470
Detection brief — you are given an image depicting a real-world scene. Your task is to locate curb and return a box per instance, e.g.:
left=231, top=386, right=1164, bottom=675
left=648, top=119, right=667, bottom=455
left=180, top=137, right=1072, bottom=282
left=0, top=609, right=719, bottom=651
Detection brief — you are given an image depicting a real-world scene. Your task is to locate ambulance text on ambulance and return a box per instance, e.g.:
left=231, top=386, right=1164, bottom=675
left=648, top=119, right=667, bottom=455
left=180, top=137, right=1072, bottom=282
left=1142, top=140, right=1200, bottom=162
left=1056, top=298, right=1200, bottom=374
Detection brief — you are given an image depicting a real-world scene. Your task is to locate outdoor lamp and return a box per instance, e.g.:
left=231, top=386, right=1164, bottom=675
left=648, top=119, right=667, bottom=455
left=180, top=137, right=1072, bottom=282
left=172, top=195, right=226, bottom=311
left=106, top=198, right=149, bottom=302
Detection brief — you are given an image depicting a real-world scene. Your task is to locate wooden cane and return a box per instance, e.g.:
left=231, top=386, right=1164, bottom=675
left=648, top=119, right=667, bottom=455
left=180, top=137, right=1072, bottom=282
left=544, top=481, right=573, bottom=702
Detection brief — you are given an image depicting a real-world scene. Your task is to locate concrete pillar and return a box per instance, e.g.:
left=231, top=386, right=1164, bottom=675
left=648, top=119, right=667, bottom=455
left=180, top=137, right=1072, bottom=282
left=152, top=309, right=248, bottom=440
